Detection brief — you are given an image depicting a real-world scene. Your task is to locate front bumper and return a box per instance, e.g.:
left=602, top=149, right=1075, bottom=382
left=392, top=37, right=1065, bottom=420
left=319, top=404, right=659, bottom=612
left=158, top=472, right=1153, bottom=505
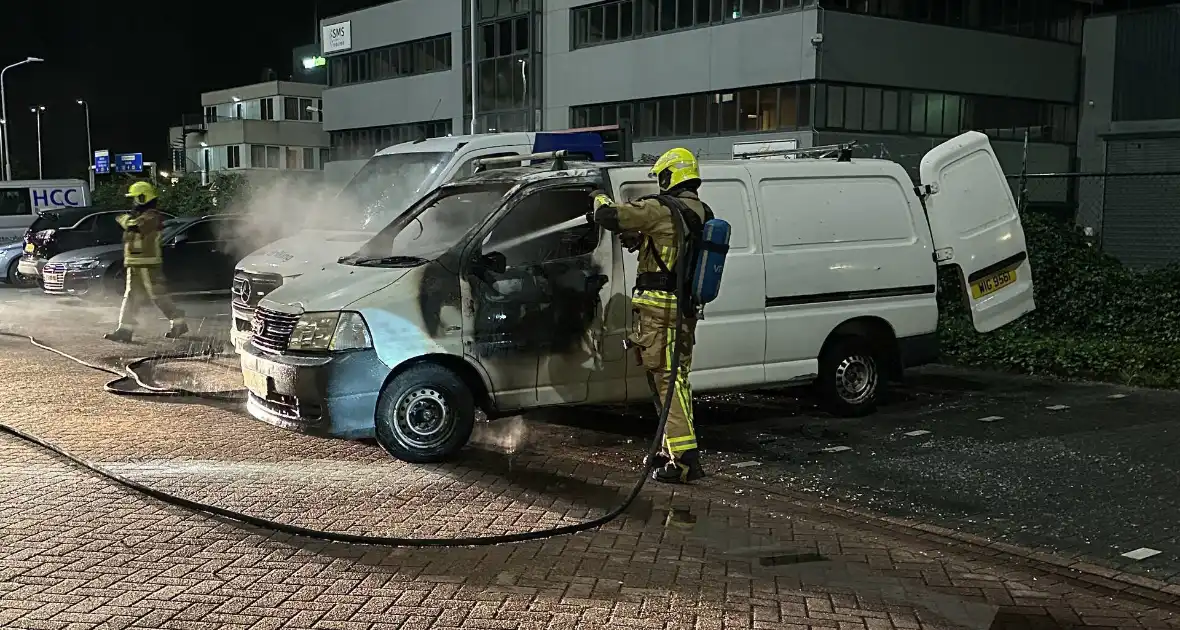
left=239, top=341, right=388, bottom=439
left=17, top=257, right=44, bottom=278
left=40, top=263, right=106, bottom=296
left=230, top=304, right=252, bottom=353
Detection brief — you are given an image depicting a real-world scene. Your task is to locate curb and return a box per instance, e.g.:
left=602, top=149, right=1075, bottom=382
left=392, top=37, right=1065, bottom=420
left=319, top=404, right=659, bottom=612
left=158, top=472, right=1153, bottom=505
left=711, top=471, right=1180, bottom=610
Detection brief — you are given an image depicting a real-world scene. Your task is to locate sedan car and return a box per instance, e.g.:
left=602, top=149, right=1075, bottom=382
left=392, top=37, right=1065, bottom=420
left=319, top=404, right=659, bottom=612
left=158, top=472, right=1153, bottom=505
left=43, top=214, right=273, bottom=297
left=1, top=241, right=35, bottom=286
left=17, top=207, right=175, bottom=282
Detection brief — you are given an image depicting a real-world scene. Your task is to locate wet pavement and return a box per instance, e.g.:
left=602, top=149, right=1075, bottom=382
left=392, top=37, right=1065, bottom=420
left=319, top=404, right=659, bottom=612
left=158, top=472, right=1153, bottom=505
left=2, top=284, right=1180, bottom=628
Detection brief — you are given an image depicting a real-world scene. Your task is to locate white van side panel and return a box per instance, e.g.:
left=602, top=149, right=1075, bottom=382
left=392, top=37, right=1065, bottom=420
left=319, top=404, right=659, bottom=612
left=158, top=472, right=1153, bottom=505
left=756, top=170, right=937, bottom=384
left=613, top=165, right=767, bottom=397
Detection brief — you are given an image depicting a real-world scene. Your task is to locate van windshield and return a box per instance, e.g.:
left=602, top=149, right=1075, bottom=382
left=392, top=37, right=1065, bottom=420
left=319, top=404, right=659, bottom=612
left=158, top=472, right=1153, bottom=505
left=341, top=184, right=513, bottom=267
left=313, top=151, right=453, bottom=232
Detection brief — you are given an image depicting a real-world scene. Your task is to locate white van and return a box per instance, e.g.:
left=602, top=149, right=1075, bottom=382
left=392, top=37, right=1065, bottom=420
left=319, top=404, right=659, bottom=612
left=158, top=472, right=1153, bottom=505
left=0, top=179, right=90, bottom=244
left=238, top=131, right=1034, bottom=462
left=229, top=127, right=629, bottom=351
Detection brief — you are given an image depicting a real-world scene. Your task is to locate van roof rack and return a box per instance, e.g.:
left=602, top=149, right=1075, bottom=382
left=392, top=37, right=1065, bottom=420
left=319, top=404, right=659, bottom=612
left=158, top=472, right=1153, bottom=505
left=735, top=141, right=856, bottom=162
left=473, top=150, right=568, bottom=173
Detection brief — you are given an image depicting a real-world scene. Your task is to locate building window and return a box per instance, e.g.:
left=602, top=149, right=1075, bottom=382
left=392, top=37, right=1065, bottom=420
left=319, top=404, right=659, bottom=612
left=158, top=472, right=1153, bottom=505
left=226, top=145, right=241, bottom=168
left=203, top=106, right=217, bottom=123
left=319, top=148, right=329, bottom=169
left=571, top=0, right=813, bottom=48
left=302, top=147, right=315, bottom=169
left=260, top=98, right=275, bottom=121
left=572, top=81, right=1076, bottom=144
left=812, top=82, right=1077, bottom=143
left=300, top=98, right=315, bottom=121
left=329, top=119, right=453, bottom=161
left=250, top=145, right=265, bottom=168
left=328, top=34, right=453, bottom=87
left=816, top=0, right=1083, bottom=44
left=286, top=148, right=299, bottom=169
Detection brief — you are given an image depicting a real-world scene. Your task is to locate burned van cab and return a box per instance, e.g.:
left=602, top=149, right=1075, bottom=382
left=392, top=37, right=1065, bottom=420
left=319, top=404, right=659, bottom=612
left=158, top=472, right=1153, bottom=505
left=238, top=157, right=625, bottom=462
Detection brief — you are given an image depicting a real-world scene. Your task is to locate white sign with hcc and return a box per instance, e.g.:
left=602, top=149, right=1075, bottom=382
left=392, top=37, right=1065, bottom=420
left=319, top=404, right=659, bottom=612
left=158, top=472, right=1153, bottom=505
left=322, top=21, right=352, bottom=53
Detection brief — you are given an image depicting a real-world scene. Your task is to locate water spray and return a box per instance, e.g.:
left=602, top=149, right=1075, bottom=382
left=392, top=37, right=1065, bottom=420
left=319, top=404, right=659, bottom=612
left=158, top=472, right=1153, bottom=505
left=484, top=216, right=589, bottom=252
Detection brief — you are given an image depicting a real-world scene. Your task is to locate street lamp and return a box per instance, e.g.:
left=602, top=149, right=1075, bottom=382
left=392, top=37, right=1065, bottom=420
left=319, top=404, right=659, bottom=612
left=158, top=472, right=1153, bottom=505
left=30, top=105, right=45, bottom=179
left=0, top=56, right=44, bottom=180
left=76, top=99, right=93, bottom=189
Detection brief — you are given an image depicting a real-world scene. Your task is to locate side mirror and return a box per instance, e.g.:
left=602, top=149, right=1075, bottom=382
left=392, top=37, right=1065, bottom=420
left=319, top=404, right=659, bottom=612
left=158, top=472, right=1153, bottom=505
left=478, top=251, right=507, bottom=274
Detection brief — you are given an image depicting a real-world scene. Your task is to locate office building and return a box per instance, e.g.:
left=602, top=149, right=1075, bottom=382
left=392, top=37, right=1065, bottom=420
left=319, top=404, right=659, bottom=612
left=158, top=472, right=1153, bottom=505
left=1077, top=2, right=1180, bottom=268
left=168, top=80, right=330, bottom=184
left=318, top=0, right=1091, bottom=182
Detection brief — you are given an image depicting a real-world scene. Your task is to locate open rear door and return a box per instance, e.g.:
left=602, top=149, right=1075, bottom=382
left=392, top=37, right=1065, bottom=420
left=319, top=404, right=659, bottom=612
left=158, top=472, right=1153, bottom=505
left=920, top=131, right=1035, bottom=333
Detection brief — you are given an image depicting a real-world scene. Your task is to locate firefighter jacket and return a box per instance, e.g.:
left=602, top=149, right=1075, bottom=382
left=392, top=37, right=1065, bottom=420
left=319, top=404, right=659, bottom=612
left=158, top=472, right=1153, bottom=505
left=117, top=210, right=164, bottom=267
left=592, top=189, right=711, bottom=324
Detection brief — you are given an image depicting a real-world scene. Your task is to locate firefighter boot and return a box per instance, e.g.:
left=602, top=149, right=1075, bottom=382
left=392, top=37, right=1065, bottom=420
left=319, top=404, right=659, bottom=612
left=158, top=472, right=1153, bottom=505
left=103, top=328, right=133, bottom=343
left=165, top=321, right=189, bottom=339
left=652, top=449, right=705, bottom=484
left=644, top=453, right=670, bottom=469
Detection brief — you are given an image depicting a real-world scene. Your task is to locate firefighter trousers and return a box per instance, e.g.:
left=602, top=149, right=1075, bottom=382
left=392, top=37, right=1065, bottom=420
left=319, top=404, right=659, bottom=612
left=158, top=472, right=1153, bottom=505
left=631, top=298, right=698, bottom=459
left=117, top=265, right=185, bottom=330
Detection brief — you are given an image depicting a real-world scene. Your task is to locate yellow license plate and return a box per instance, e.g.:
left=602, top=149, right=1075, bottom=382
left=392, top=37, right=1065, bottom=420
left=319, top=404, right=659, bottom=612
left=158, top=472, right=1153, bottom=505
left=23, top=243, right=33, bottom=253
left=971, top=269, right=1017, bottom=299
left=242, top=369, right=269, bottom=396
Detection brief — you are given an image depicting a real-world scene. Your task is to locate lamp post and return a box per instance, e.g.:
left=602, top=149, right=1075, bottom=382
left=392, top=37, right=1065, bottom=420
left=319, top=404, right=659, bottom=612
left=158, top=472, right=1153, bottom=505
left=0, top=56, right=44, bottom=181
left=30, top=105, right=45, bottom=178
left=0, top=119, right=5, bottom=182
left=76, top=99, right=93, bottom=189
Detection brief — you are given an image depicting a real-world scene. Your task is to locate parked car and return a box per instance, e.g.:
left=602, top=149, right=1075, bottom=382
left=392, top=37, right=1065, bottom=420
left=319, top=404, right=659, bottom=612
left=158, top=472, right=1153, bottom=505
left=17, top=206, right=176, bottom=282
left=1, top=241, right=35, bottom=286
left=42, top=214, right=280, bottom=297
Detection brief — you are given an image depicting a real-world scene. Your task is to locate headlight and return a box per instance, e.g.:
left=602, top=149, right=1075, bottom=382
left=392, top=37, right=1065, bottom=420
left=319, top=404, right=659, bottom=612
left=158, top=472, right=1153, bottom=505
left=65, top=259, right=101, bottom=271
left=287, top=311, right=372, bottom=352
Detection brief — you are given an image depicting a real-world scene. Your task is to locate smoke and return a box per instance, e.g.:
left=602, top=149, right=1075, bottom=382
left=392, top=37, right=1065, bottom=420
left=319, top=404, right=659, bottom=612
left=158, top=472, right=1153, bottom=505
left=471, top=415, right=529, bottom=455
left=215, top=175, right=362, bottom=262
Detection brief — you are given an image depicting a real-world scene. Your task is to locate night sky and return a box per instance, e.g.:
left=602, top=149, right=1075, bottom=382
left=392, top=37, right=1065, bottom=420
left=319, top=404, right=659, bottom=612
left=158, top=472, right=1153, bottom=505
left=0, top=1, right=381, bottom=182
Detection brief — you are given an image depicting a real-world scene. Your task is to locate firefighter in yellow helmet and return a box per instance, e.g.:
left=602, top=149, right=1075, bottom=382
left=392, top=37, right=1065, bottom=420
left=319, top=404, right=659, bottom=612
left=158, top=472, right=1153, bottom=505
left=587, top=148, right=712, bottom=484
left=103, top=181, right=188, bottom=342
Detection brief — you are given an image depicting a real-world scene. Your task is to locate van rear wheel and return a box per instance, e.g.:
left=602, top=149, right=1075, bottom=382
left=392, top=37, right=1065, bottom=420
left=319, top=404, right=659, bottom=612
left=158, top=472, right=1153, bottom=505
left=816, top=336, right=884, bottom=417
left=374, top=363, right=476, bottom=463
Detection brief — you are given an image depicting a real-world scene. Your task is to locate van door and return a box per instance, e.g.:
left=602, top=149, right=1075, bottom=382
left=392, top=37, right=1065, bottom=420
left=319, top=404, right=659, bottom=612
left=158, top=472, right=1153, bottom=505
left=919, top=131, right=1035, bottom=333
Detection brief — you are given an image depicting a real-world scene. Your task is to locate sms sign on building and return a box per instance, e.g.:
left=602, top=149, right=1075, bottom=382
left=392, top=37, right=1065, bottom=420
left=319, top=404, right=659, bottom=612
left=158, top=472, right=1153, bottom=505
left=322, top=21, right=351, bottom=54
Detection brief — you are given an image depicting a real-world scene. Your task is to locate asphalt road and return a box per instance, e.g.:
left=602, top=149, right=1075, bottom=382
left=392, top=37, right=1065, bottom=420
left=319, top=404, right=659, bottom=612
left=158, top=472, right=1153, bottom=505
left=3, top=281, right=1178, bottom=585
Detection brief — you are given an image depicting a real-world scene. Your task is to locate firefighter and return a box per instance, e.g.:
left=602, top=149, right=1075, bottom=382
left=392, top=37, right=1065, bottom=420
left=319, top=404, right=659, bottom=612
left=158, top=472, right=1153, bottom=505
left=587, top=147, right=711, bottom=484
left=103, top=181, right=188, bottom=342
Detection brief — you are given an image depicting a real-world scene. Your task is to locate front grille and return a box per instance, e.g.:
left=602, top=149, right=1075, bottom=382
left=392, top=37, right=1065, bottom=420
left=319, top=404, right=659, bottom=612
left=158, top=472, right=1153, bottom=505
left=232, top=272, right=283, bottom=309
left=251, top=307, right=299, bottom=353
left=41, top=262, right=66, bottom=292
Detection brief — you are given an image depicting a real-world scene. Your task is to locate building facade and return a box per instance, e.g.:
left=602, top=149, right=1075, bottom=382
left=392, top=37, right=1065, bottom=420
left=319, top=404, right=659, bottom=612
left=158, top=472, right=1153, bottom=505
left=168, top=81, right=330, bottom=184
left=319, top=0, right=1088, bottom=182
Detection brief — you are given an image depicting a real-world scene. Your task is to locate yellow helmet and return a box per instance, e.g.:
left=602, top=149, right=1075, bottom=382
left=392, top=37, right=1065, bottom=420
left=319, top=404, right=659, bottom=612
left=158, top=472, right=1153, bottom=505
left=649, top=147, right=700, bottom=191
left=125, top=181, right=159, bottom=206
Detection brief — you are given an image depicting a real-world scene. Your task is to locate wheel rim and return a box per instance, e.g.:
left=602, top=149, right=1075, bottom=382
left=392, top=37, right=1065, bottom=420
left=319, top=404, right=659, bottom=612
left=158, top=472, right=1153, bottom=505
left=834, top=354, right=878, bottom=405
left=390, top=386, right=453, bottom=450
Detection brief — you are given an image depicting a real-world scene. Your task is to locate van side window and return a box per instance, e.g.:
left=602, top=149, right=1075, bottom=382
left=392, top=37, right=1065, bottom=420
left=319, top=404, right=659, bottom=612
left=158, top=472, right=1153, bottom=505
left=484, top=188, right=598, bottom=268
left=759, top=176, right=914, bottom=249
left=0, top=189, right=30, bottom=217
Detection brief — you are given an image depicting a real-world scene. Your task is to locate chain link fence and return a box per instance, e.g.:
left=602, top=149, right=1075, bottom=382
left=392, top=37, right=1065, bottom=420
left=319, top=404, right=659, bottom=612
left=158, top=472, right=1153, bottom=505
left=1008, top=171, right=1180, bottom=268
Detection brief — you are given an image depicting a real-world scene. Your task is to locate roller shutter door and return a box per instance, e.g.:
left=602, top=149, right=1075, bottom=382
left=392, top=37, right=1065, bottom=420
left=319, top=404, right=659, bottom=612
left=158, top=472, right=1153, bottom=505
left=1103, top=138, right=1180, bottom=268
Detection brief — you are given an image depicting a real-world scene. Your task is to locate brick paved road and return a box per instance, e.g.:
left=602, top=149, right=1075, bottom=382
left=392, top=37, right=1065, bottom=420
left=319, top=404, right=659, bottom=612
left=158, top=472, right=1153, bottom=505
left=3, top=290, right=1180, bottom=628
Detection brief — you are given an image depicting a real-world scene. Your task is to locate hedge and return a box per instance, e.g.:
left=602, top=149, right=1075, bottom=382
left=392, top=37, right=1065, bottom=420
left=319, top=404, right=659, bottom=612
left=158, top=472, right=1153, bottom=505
left=938, top=209, right=1180, bottom=387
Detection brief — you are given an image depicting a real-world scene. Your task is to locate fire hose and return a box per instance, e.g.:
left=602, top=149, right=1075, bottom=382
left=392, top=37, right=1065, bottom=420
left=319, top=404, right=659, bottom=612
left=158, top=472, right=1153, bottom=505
left=0, top=216, right=692, bottom=548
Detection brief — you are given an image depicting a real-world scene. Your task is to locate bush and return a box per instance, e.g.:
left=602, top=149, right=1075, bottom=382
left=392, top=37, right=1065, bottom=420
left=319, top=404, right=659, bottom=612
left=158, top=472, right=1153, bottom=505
left=939, top=209, right=1180, bottom=386
left=90, top=172, right=250, bottom=217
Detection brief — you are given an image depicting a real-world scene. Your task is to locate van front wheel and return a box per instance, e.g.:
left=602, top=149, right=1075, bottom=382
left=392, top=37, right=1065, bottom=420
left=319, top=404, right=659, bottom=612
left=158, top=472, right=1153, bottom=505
left=816, top=336, right=884, bottom=417
left=374, top=363, right=476, bottom=463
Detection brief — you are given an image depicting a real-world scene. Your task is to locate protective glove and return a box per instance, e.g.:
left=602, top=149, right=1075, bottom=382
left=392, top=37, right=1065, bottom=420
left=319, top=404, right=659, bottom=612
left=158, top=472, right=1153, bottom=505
left=591, top=190, right=614, bottom=210
left=620, top=231, right=642, bottom=252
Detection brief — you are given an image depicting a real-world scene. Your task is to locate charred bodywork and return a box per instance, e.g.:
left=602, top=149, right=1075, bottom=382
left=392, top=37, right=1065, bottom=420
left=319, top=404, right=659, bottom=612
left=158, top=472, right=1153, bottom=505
left=239, top=163, right=636, bottom=443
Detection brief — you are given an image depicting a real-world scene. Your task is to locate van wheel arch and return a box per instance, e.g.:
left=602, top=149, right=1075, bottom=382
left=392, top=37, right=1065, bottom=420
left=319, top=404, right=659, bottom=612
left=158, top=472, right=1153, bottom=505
left=373, top=355, right=490, bottom=463
left=814, top=317, right=899, bottom=417
left=380, top=354, right=493, bottom=414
